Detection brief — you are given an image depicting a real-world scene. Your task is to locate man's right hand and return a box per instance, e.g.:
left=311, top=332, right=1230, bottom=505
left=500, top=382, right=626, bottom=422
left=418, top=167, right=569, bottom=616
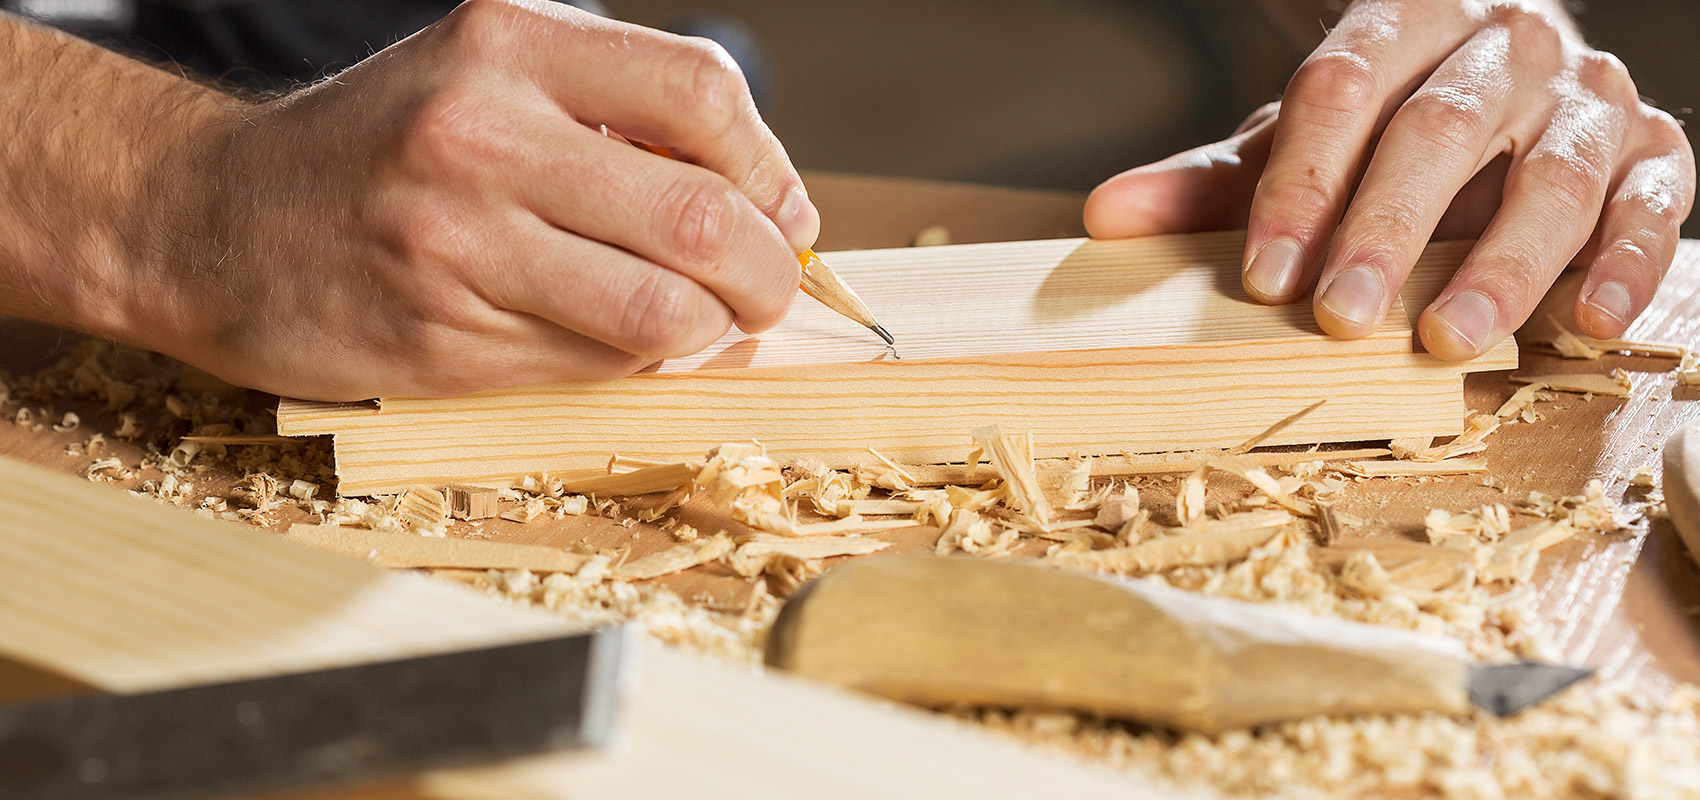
left=61, top=0, right=819, bottom=400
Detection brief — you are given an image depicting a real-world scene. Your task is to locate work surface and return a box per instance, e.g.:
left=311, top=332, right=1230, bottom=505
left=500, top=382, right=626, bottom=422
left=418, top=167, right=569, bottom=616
left=2, top=174, right=1699, bottom=795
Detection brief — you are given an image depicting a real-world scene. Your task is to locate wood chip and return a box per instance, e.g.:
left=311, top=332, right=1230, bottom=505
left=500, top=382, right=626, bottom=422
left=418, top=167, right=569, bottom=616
left=1549, top=315, right=1605, bottom=359
left=611, top=533, right=735, bottom=582
left=1479, top=520, right=1578, bottom=583
left=399, top=487, right=448, bottom=536
left=1494, top=383, right=1547, bottom=419
left=445, top=485, right=498, bottom=520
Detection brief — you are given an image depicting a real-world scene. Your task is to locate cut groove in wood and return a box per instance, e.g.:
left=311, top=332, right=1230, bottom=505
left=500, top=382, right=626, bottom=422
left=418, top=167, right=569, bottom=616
left=278, top=232, right=1516, bottom=496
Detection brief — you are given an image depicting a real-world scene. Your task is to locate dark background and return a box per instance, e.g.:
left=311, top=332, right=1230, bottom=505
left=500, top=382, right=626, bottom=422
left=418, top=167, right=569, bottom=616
left=36, top=0, right=1700, bottom=236
left=613, top=0, right=1699, bottom=237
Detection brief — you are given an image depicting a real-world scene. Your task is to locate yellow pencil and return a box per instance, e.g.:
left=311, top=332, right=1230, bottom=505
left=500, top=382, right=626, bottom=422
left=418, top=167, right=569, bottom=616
left=627, top=137, right=894, bottom=345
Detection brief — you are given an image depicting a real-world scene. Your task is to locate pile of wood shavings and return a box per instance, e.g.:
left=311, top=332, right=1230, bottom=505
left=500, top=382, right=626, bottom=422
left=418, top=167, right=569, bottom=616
left=6, top=339, right=1699, bottom=799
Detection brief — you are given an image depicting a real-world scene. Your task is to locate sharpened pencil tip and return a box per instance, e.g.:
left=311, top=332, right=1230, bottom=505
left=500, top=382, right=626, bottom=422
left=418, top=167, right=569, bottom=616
left=871, top=324, right=895, bottom=346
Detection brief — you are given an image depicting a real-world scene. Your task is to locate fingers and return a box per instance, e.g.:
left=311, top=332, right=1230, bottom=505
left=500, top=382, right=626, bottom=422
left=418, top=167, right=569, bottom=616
left=1571, top=110, right=1697, bottom=338
left=516, top=121, right=801, bottom=334
left=1240, top=0, right=1495, bottom=303
left=476, top=217, right=736, bottom=361
left=1084, top=111, right=1273, bottom=239
left=1310, top=17, right=1560, bottom=338
left=1417, top=55, right=1635, bottom=360
left=474, top=0, right=819, bottom=250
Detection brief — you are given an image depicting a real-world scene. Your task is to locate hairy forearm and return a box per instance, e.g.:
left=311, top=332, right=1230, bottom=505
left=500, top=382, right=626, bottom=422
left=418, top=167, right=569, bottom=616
left=0, top=13, right=237, bottom=346
left=1255, top=0, right=1580, bottom=48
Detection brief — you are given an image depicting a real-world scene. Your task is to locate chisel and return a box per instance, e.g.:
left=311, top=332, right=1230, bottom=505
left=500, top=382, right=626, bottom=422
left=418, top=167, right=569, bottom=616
left=765, top=558, right=1589, bottom=733
left=0, top=626, right=632, bottom=800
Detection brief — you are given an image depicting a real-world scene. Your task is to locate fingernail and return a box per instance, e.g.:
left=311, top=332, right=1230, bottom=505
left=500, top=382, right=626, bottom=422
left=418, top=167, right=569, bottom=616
left=775, top=185, right=820, bottom=252
left=1245, top=238, right=1305, bottom=300
left=1583, top=280, right=1632, bottom=326
left=1431, top=291, right=1497, bottom=352
left=1318, top=265, right=1386, bottom=329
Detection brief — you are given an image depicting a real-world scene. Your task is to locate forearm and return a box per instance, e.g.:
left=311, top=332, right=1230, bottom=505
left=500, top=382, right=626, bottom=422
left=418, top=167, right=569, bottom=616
left=0, top=14, right=237, bottom=345
left=1255, top=0, right=1580, bottom=48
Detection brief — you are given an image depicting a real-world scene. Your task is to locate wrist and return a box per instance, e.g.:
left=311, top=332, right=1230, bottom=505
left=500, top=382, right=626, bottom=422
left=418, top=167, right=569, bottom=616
left=104, top=87, right=249, bottom=359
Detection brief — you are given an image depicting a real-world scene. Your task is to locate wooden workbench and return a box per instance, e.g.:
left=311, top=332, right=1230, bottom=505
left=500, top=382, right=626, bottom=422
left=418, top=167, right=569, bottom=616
left=3, top=173, right=1699, bottom=792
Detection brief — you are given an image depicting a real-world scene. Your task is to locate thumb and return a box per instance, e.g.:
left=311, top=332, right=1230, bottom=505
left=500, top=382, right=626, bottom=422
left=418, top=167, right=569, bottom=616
left=1084, top=111, right=1275, bottom=240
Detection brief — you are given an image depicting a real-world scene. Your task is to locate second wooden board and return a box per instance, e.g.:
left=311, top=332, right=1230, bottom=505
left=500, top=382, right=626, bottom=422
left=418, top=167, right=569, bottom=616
left=279, top=232, right=1516, bottom=495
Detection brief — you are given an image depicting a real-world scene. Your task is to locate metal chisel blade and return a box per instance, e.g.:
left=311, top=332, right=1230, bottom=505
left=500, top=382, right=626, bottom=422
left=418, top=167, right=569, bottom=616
left=1468, top=661, right=1593, bottom=716
left=0, top=626, right=631, bottom=800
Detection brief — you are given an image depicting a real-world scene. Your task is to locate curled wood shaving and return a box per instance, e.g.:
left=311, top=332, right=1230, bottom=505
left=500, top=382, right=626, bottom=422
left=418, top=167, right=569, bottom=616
left=612, top=532, right=735, bottom=582
left=1174, top=468, right=1207, bottom=526
left=727, top=533, right=893, bottom=578
left=1050, top=510, right=1292, bottom=574
left=1092, top=485, right=1141, bottom=537
left=1389, top=414, right=1499, bottom=462
left=1680, top=351, right=1700, bottom=387
left=1425, top=504, right=1512, bottom=549
left=935, top=509, right=1019, bottom=557
left=969, top=425, right=1052, bottom=525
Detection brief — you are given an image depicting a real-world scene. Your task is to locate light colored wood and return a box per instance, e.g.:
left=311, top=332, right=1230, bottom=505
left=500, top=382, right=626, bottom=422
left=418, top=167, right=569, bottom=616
left=283, top=524, right=594, bottom=573
left=0, top=455, right=1181, bottom=798
left=0, top=462, right=569, bottom=694
left=1664, top=420, right=1700, bottom=567
left=766, top=557, right=1471, bottom=734
left=446, top=485, right=498, bottom=520
left=279, top=232, right=1515, bottom=496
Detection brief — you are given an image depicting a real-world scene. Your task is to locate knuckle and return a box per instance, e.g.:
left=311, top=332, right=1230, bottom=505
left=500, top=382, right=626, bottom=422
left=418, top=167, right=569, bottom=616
left=1573, top=51, right=1638, bottom=106
left=663, top=179, right=740, bottom=271
left=434, top=0, right=516, bottom=58
left=618, top=270, right=705, bottom=357
left=1520, top=149, right=1607, bottom=212
left=1485, top=3, right=1562, bottom=47
left=1258, top=171, right=1341, bottom=231
left=1288, top=51, right=1379, bottom=118
left=1401, top=91, right=1490, bottom=151
left=400, top=90, right=499, bottom=176
left=671, top=37, right=749, bottom=135
left=1349, top=196, right=1428, bottom=245
left=1465, top=256, right=1543, bottom=312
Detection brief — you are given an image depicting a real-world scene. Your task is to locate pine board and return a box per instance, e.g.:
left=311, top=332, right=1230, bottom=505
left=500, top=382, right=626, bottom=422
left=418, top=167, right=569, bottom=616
left=278, top=232, right=1516, bottom=496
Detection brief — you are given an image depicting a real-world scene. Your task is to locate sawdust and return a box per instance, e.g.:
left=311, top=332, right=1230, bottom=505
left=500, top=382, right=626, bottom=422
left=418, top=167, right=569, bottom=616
left=3, top=340, right=1695, bottom=799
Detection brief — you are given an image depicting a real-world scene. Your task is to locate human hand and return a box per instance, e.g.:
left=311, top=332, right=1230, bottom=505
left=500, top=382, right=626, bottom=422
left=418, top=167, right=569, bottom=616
left=1085, top=1, right=1695, bottom=360
left=143, top=0, right=816, bottom=400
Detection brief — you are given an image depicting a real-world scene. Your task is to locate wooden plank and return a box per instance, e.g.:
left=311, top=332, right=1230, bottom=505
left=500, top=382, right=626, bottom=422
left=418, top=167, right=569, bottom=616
left=278, top=232, right=1515, bottom=496
left=0, top=455, right=1185, bottom=799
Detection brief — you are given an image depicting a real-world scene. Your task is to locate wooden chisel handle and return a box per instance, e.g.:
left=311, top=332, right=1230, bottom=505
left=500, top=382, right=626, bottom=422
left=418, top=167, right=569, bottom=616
left=766, top=557, right=1470, bottom=733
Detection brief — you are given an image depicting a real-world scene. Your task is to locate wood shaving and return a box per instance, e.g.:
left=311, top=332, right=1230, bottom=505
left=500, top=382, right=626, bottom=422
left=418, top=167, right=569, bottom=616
left=1227, top=399, right=1326, bottom=454
left=935, top=510, right=1019, bottom=557
left=969, top=425, right=1052, bottom=525
left=611, top=532, right=734, bottom=582
left=1050, top=511, right=1293, bottom=575
left=1548, top=315, right=1605, bottom=359
left=728, top=533, right=893, bottom=578
left=1343, top=459, right=1489, bottom=478
left=1512, top=372, right=1632, bottom=398
left=1679, top=351, right=1700, bottom=387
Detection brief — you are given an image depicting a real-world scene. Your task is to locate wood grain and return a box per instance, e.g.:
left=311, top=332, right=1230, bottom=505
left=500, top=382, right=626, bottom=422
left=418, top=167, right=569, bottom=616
left=767, top=558, right=1470, bottom=734
left=279, top=232, right=1515, bottom=495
